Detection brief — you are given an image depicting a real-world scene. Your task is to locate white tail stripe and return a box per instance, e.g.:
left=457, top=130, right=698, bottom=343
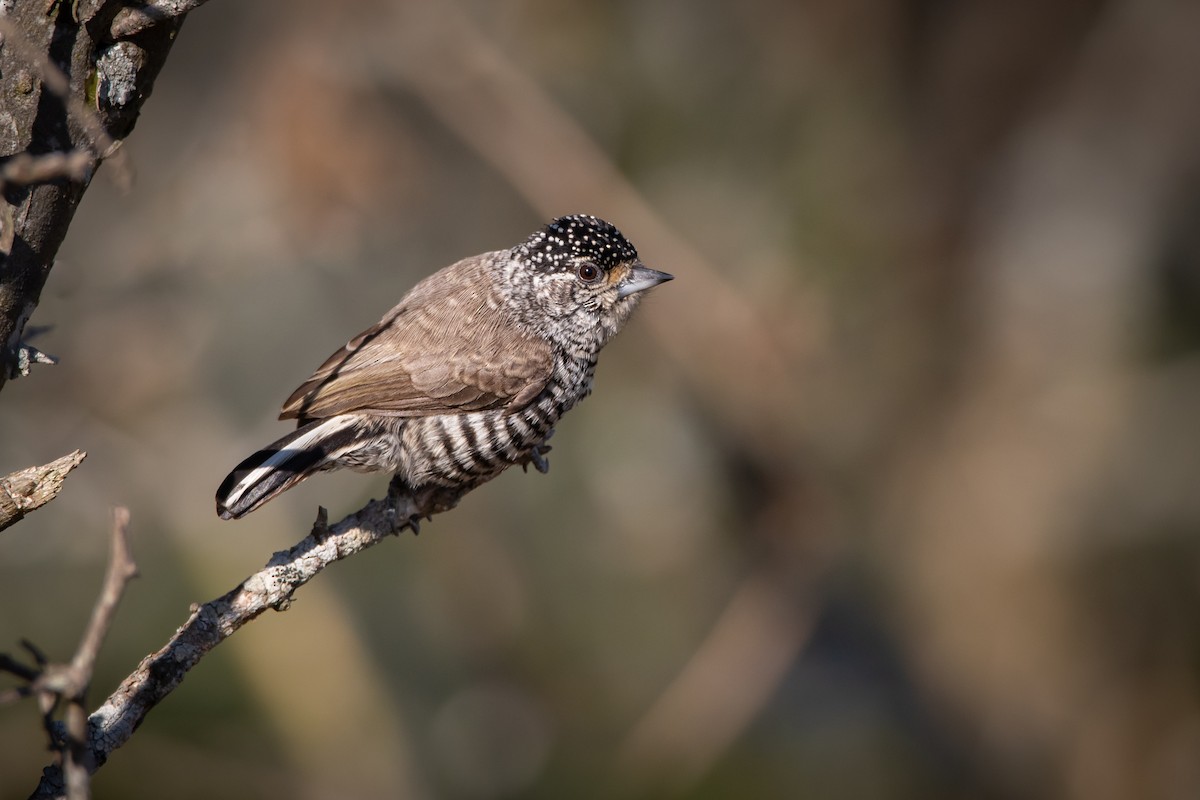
left=222, top=416, right=359, bottom=509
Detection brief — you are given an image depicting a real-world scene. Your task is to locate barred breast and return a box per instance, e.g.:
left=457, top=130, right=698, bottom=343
left=387, top=353, right=597, bottom=490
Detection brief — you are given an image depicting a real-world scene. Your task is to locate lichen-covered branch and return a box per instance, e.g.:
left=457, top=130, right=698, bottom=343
left=0, top=450, right=86, bottom=533
left=29, top=486, right=440, bottom=800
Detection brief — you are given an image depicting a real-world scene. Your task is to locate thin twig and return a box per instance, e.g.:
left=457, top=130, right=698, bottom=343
left=2, top=508, right=137, bottom=800
left=70, top=509, right=139, bottom=689
left=60, top=508, right=138, bottom=800
left=0, top=451, right=87, bottom=534
left=0, top=151, right=95, bottom=190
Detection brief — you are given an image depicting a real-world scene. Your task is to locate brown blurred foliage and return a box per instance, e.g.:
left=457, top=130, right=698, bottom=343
left=4, top=1, right=1200, bottom=798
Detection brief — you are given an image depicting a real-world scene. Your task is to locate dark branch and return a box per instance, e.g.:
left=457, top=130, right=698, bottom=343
left=0, top=5, right=186, bottom=396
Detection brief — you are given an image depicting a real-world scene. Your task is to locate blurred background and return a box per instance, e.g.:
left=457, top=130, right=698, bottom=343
left=3, top=0, right=1200, bottom=797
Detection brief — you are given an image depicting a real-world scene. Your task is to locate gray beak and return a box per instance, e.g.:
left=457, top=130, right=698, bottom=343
left=618, top=263, right=674, bottom=299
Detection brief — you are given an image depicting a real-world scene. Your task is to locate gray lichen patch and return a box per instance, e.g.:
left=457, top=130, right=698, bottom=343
left=96, top=41, right=146, bottom=110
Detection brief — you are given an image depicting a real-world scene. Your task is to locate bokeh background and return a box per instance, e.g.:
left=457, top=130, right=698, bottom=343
left=4, top=1, right=1200, bottom=798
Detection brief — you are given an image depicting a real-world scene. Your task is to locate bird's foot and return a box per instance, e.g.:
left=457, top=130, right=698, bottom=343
left=385, top=477, right=425, bottom=535
left=386, top=478, right=465, bottom=535
left=521, top=443, right=552, bottom=474
left=309, top=506, right=331, bottom=542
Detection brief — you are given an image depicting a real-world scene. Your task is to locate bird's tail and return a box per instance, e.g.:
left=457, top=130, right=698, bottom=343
left=215, top=416, right=365, bottom=520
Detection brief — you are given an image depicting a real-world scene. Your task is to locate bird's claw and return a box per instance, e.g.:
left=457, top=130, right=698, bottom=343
left=522, top=444, right=552, bottom=474
left=309, top=506, right=331, bottom=541
left=385, top=477, right=423, bottom=536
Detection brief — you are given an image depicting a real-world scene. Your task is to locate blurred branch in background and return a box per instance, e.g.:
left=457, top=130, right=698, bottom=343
left=616, top=572, right=816, bottom=790
left=0, top=152, right=95, bottom=195
left=4, top=0, right=1200, bottom=798
left=371, top=2, right=804, bottom=456
left=368, top=7, right=831, bottom=790
left=882, top=2, right=1200, bottom=797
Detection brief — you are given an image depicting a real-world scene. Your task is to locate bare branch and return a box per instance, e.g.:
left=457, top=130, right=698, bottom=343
left=60, top=508, right=137, bottom=800
left=0, top=451, right=86, bottom=534
left=111, top=0, right=214, bottom=38
left=63, top=702, right=90, bottom=800
left=27, top=485, right=450, bottom=799
left=3, top=508, right=137, bottom=800
left=70, top=509, right=139, bottom=687
left=616, top=573, right=815, bottom=791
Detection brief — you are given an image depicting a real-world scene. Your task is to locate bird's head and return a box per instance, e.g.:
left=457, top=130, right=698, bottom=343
left=504, top=214, right=673, bottom=352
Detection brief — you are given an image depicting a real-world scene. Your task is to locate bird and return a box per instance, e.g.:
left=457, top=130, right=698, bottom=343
left=215, top=214, right=673, bottom=520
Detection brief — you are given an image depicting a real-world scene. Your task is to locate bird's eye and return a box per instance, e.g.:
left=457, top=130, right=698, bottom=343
left=576, top=263, right=601, bottom=283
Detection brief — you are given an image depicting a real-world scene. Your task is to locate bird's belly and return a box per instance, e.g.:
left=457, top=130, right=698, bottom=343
left=344, top=364, right=593, bottom=490
left=397, top=399, right=564, bottom=488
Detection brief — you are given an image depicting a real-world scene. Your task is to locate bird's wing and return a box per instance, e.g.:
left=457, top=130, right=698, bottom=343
left=279, top=256, right=553, bottom=422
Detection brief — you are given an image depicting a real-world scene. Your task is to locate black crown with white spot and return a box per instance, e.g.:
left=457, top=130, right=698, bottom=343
left=517, top=215, right=638, bottom=274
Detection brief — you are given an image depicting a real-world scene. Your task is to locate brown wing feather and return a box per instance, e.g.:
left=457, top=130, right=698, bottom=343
left=280, top=253, right=553, bottom=422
